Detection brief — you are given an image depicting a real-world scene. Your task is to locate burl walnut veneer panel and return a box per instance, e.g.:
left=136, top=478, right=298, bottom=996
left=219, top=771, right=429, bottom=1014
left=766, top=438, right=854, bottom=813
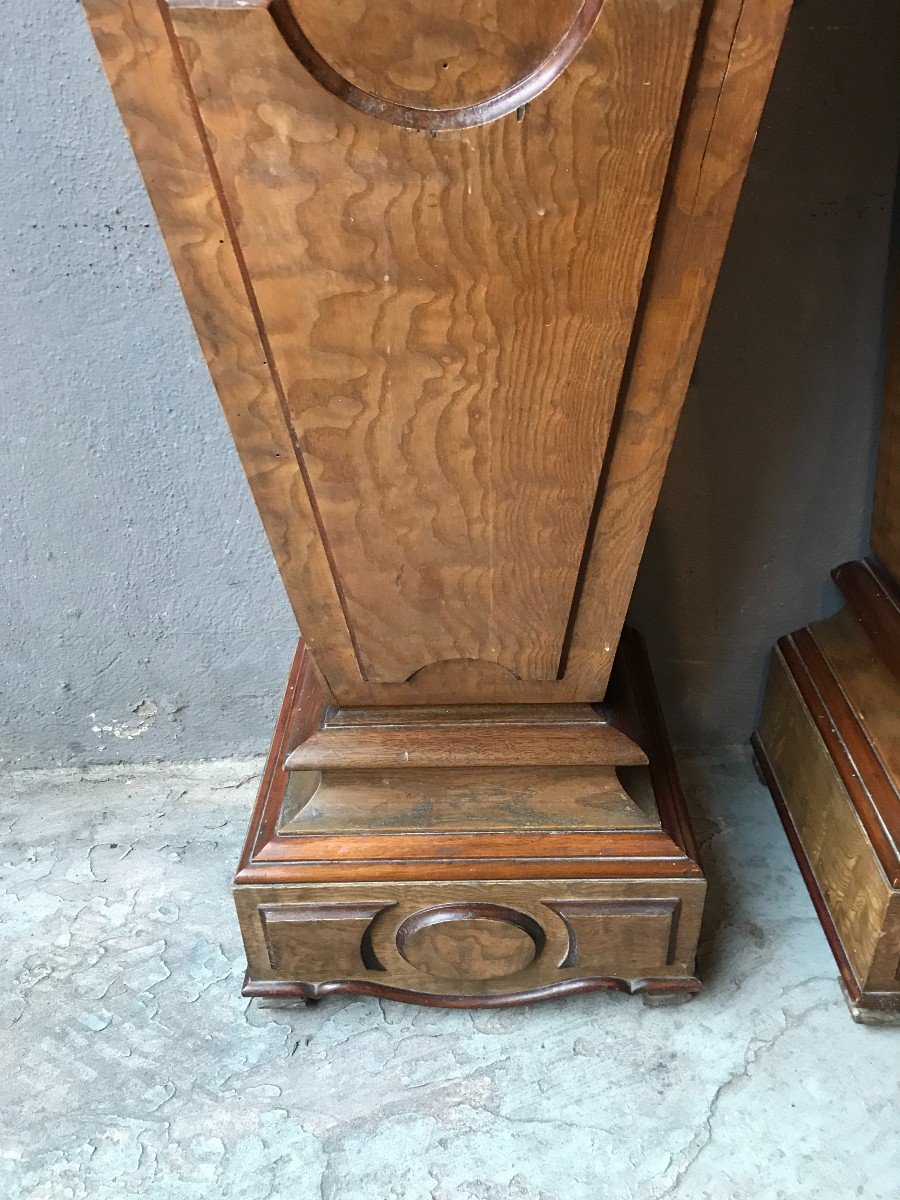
left=85, top=0, right=792, bottom=706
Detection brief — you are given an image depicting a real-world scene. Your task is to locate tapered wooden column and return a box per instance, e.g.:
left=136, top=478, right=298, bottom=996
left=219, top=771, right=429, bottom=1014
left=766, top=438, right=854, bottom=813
left=85, top=0, right=792, bottom=1006
left=754, top=261, right=900, bottom=1023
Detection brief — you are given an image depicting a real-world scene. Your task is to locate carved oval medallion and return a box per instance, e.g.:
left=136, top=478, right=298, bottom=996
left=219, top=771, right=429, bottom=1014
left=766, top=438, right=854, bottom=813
left=274, top=0, right=604, bottom=130
left=396, top=903, right=545, bottom=980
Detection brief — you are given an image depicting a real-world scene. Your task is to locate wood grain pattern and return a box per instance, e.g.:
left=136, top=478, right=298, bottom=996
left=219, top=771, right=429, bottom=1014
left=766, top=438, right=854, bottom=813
left=234, top=630, right=700, bottom=885
left=284, top=711, right=647, bottom=771
left=85, top=0, right=789, bottom=1006
left=86, top=0, right=789, bottom=706
left=833, top=557, right=900, bottom=684
left=261, top=901, right=391, bottom=974
left=291, top=0, right=585, bottom=112
left=753, top=248, right=900, bottom=1016
left=395, top=903, right=544, bottom=979
left=787, top=625, right=900, bottom=886
left=170, top=0, right=703, bottom=692
left=547, top=898, right=680, bottom=970
left=278, top=765, right=657, bottom=835
left=809, top=605, right=900, bottom=861
left=271, top=0, right=605, bottom=131
left=561, top=0, right=794, bottom=694
left=250, top=822, right=680, bottom=870
left=754, top=734, right=900, bottom=1015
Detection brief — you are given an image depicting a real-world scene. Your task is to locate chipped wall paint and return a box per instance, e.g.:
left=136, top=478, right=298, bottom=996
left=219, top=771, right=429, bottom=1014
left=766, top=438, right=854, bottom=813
left=0, top=0, right=897, bottom=765
left=91, top=699, right=159, bottom=746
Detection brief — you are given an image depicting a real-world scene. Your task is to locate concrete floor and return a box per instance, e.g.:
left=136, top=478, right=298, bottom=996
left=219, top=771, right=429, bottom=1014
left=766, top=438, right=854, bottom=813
left=1, top=753, right=897, bottom=1199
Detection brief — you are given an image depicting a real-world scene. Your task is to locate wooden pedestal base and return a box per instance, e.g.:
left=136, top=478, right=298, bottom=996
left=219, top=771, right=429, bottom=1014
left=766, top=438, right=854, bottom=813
left=753, top=559, right=900, bottom=1021
left=235, top=631, right=705, bottom=1008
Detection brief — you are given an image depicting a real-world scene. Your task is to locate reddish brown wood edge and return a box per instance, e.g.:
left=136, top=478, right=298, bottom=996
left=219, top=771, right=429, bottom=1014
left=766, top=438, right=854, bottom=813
left=834, top=557, right=900, bottom=686
left=241, top=972, right=701, bottom=1007
left=235, top=638, right=310, bottom=879
left=783, top=629, right=900, bottom=887
left=751, top=733, right=898, bottom=1014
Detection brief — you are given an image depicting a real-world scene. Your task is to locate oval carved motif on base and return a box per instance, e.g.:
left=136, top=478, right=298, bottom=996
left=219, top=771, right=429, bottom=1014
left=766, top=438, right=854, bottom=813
left=396, top=903, right=545, bottom=980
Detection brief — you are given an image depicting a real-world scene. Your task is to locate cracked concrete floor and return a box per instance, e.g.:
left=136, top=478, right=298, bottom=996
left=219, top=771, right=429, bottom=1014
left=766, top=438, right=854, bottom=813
left=1, top=752, right=897, bottom=1200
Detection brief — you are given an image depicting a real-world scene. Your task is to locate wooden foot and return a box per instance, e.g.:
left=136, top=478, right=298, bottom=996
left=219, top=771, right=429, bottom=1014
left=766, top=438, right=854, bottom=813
left=641, top=989, right=696, bottom=1008
left=840, top=980, right=900, bottom=1026
left=234, top=631, right=705, bottom=1008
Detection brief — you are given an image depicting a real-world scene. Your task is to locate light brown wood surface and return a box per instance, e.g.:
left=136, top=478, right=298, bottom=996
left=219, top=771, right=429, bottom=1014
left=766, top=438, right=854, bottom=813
left=83, top=0, right=354, bottom=699
left=261, top=901, right=390, bottom=976
left=233, top=631, right=706, bottom=1003
left=811, top=605, right=900, bottom=818
left=283, top=706, right=647, bottom=771
left=759, top=650, right=892, bottom=989
left=85, top=0, right=789, bottom=706
left=754, top=258, right=900, bottom=1016
left=237, top=877, right=703, bottom=1001
left=566, top=0, right=793, bottom=690
left=235, top=632, right=700, bottom=885
left=758, top=644, right=900, bottom=1000
left=396, top=903, right=543, bottom=980
left=170, top=0, right=702, bottom=691
left=288, top=0, right=588, bottom=115
left=279, top=766, right=656, bottom=835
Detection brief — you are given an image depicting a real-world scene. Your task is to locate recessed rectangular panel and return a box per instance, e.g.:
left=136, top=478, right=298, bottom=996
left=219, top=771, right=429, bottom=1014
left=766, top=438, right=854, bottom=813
left=260, top=902, right=391, bottom=976
left=171, top=0, right=703, bottom=687
left=547, top=898, right=681, bottom=971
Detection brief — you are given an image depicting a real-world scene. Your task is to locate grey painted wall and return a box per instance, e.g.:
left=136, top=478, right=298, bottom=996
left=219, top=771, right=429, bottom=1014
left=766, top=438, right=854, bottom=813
left=1, top=0, right=898, bottom=767
left=0, top=0, right=298, bottom=768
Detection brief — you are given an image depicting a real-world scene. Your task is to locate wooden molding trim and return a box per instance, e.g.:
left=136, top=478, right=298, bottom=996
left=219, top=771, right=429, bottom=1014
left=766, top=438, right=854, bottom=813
left=609, top=628, right=701, bottom=863
left=241, top=971, right=702, bottom=1008
left=235, top=630, right=705, bottom=1003
left=284, top=714, right=647, bottom=773
left=235, top=629, right=703, bottom=885
left=546, top=897, right=681, bottom=967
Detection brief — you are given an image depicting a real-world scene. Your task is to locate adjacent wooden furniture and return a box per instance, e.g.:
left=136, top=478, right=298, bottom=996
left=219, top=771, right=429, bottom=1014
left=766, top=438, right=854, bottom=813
left=85, top=0, right=791, bottom=1006
left=754, top=265, right=900, bottom=1022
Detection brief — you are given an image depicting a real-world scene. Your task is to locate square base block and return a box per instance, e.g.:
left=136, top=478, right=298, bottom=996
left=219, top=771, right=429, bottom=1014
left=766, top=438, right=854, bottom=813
left=235, top=631, right=706, bottom=1008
